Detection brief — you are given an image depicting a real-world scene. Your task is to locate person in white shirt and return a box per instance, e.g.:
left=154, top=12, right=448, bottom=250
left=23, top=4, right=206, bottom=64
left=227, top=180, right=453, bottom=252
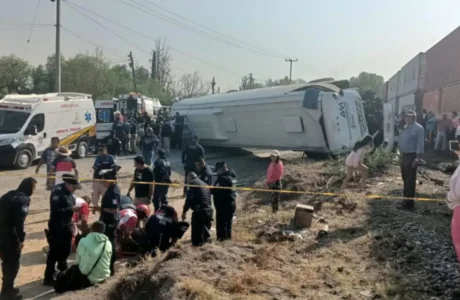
left=341, top=135, right=373, bottom=191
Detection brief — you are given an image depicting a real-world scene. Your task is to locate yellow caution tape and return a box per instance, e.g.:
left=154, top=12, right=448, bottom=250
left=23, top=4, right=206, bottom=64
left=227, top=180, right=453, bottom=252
left=0, top=172, right=446, bottom=202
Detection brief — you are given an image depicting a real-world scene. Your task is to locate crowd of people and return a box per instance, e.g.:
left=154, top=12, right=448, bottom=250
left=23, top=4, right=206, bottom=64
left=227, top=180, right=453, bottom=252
left=395, top=109, right=460, bottom=152
left=107, top=110, right=186, bottom=159
left=0, top=126, right=260, bottom=299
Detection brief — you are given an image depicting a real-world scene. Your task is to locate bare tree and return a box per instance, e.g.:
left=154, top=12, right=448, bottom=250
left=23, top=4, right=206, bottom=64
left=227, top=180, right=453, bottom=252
left=153, top=37, right=173, bottom=92
left=176, top=71, right=209, bottom=98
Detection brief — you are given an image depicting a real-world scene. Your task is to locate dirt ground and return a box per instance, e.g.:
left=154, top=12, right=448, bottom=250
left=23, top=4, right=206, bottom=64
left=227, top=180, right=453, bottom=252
left=2, top=149, right=459, bottom=299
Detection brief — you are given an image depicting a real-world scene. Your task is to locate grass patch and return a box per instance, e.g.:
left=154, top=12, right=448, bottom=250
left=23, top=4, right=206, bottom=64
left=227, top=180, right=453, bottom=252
left=178, top=279, right=223, bottom=300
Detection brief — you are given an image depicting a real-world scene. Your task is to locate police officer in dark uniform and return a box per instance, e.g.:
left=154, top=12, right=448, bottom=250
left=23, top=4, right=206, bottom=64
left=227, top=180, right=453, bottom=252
left=94, top=170, right=120, bottom=276
left=195, top=158, right=213, bottom=186
left=152, top=149, right=172, bottom=211
left=211, top=162, right=237, bottom=241
left=181, top=136, right=205, bottom=196
left=181, top=172, right=213, bottom=246
left=44, top=174, right=81, bottom=286
left=139, top=205, right=187, bottom=257
left=0, top=177, right=37, bottom=300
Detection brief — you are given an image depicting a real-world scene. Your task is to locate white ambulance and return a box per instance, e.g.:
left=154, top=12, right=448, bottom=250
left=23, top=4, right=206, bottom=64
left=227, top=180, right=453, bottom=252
left=0, top=93, right=96, bottom=169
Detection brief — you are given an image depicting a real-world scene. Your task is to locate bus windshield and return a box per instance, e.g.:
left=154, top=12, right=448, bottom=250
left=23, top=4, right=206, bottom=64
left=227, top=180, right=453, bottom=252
left=0, top=110, right=30, bottom=134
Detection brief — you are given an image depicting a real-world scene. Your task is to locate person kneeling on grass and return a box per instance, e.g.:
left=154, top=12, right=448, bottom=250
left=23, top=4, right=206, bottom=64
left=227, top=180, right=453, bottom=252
left=54, top=221, right=112, bottom=294
left=131, top=206, right=188, bottom=257
left=341, top=135, right=373, bottom=192
left=116, top=204, right=150, bottom=257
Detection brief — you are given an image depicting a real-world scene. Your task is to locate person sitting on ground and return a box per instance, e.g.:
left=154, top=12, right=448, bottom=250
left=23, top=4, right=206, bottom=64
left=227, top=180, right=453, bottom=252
left=341, top=135, right=373, bottom=192
left=55, top=221, right=112, bottom=293
left=116, top=204, right=150, bottom=256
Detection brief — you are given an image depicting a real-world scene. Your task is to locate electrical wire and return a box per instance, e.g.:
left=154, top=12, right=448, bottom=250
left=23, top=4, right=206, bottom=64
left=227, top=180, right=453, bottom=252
left=119, top=0, right=284, bottom=59
left=23, top=0, right=42, bottom=58
left=0, top=23, right=52, bottom=27
left=64, top=1, right=243, bottom=78
left=0, top=25, right=51, bottom=32
left=61, top=26, right=124, bottom=55
left=139, top=0, right=289, bottom=59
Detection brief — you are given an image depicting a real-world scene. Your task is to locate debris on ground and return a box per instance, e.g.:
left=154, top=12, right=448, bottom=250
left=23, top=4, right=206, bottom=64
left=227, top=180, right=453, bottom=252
left=55, top=151, right=460, bottom=300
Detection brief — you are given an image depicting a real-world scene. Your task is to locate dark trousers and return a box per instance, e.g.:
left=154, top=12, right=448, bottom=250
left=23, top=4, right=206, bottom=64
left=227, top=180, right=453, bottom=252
left=0, top=240, right=20, bottom=295
left=104, top=225, right=117, bottom=276
left=400, top=153, right=418, bottom=208
left=173, top=130, right=183, bottom=149
left=268, top=181, right=282, bottom=213
left=44, top=230, right=72, bottom=281
left=215, top=208, right=234, bottom=241
left=153, top=186, right=169, bottom=211
left=191, top=211, right=212, bottom=246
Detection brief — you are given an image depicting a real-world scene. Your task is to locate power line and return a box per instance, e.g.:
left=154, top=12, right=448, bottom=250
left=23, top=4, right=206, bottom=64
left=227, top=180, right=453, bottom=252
left=61, top=26, right=123, bottom=55
left=119, top=0, right=284, bottom=59
left=139, top=0, right=289, bottom=59
left=23, top=0, right=42, bottom=58
left=0, top=23, right=52, bottom=27
left=64, top=1, right=243, bottom=78
left=0, top=25, right=51, bottom=32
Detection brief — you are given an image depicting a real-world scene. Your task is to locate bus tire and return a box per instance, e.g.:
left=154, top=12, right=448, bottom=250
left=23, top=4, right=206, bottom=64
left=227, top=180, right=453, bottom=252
left=76, top=141, right=88, bottom=159
left=14, top=149, right=32, bottom=169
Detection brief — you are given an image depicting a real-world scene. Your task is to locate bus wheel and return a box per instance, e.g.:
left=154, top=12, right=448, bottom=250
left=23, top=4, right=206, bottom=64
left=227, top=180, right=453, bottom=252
left=76, top=141, right=88, bottom=159
left=15, top=149, right=32, bottom=169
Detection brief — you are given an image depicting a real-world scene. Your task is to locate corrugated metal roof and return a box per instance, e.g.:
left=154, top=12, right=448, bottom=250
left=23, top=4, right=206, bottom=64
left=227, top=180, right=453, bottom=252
left=176, top=83, right=341, bottom=106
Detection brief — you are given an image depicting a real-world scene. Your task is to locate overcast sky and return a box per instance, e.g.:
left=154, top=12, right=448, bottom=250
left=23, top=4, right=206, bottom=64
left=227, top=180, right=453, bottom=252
left=1, top=0, right=459, bottom=91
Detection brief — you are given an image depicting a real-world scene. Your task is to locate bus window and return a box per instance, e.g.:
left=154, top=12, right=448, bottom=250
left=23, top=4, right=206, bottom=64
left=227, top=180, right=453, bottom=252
left=302, top=88, right=321, bottom=109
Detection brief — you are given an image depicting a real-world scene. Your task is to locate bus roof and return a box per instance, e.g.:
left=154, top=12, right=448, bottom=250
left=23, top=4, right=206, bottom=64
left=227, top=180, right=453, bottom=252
left=175, top=82, right=341, bottom=106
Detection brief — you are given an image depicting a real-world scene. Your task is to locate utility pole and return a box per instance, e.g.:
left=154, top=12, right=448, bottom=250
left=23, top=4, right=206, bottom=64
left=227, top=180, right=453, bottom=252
left=285, top=58, right=298, bottom=84
left=211, top=77, right=216, bottom=94
left=128, top=51, right=138, bottom=93
left=150, top=51, right=156, bottom=80
left=51, top=0, right=61, bottom=92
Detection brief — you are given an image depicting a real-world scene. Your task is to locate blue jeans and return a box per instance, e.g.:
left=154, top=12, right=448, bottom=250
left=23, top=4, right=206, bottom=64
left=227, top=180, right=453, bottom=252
left=143, top=149, right=154, bottom=166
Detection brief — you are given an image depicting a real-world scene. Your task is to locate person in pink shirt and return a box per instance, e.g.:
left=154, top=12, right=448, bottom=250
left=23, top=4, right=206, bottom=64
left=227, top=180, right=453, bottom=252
left=266, top=150, right=284, bottom=213
left=447, top=149, right=460, bottom=264
left=341, top=135, right=373, bottom=192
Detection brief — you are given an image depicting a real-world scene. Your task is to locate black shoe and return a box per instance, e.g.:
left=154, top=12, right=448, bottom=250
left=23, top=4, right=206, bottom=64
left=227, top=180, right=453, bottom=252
left=43, top=279, right=55, bottom=287
left=0, top=292, right=23, bottom=300
left=12, top=288, right=19, bottom=295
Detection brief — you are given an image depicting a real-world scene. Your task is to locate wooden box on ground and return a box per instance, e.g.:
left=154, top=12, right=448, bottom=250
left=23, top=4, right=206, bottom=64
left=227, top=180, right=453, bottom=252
left=293, top=204, right=314, bottom=228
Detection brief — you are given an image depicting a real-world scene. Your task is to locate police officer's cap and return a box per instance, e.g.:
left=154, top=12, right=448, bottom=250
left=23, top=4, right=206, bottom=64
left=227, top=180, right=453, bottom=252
left=215, top=161, right=226, bottom=170
left=101, top=170, right=117, bottom=181
left=62, top=174, right=82, bottom=190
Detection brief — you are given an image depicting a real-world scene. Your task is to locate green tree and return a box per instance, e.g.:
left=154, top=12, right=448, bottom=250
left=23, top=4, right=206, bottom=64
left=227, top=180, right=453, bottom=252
left=61, top=49, right=112, bottom=99
left=31, top=65, right=52, bottom=94
left=349, top=72, right=384, bottom=94
left=135, top=66, right=150, bottom=84
left=0, top=55, right=32, bottom=93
